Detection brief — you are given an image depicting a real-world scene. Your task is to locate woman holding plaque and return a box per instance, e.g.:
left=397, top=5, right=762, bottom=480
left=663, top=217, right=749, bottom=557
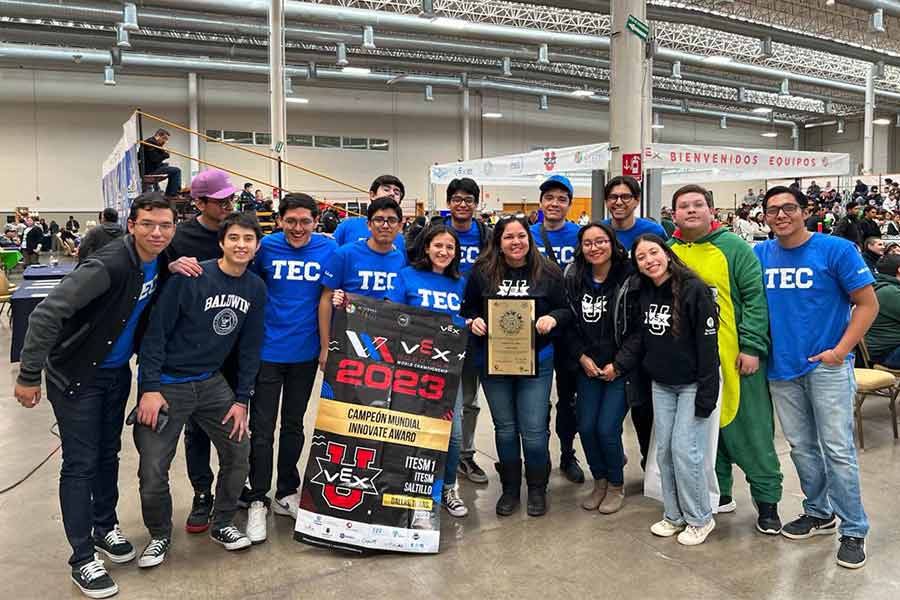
left=612, top=234, right=720, bottom=546
left=461, top=215, right=568, bottom=518
left=387, top=225, right=470, bottom=519
left=563, top=222, right=634, bottom=514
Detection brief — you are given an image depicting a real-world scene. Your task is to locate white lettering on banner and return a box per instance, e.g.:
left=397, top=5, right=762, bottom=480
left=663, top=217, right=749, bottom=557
left=461, top=246, right=480, bottom=264
left=204, top=293, right=251, bottom=313
left=417, top=289, right=461, bottom=311
left=764, top=267, right=814, bottom=289
left=271, top=259, right=322, bottom=281
left=359, top=271, right=397, bottom=291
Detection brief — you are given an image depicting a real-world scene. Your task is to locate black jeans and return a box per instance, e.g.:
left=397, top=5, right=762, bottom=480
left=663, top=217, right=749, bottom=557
left=135, top=373, right=249, bottom=538
left=184, top=354, right=239, bottom=493
left=248, top=360, right=318, bottom=503
left=47, top=365, right=132, bottom=567
left=551, top=355, right=578, bottom=458
left=149, top=164, right=182, bottom=197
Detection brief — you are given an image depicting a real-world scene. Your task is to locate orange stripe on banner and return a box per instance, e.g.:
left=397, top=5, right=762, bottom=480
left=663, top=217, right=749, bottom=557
left=314, top=399, right=451, bottom=452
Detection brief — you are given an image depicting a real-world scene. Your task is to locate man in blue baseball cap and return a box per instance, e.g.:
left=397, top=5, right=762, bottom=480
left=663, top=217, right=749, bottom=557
left=530, top=174, right=585, bottom=484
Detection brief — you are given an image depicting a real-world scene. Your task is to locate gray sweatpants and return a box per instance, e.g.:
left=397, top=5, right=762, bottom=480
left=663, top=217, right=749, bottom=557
left=134, top=373, right=250, bottom=539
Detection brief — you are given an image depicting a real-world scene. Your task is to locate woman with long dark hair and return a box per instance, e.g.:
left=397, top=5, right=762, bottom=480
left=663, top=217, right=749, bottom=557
left=613, top=234, right=720, bottom=545
left=386, top=225, right=469, bottom=518
left=461, top=215, right=568, bottom=517
left=564, top=222, right=634, bottom=514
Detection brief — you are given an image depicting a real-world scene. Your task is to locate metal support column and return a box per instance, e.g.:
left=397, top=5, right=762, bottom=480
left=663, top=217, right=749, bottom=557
left=610, top=0, right=651, bottom=178
left=269, top=0, right=287, bottom=193
left=188, top=72, right=200, bottom=180
left=864, top=63, right=875, bottom=175
left=591, top=170, right=607, bottom=220
left=461, top=86, right=471, bottom=161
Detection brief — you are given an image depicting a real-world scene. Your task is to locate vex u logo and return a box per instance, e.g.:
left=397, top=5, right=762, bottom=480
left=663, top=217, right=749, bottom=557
left=644, top=304, right=671, bottom=336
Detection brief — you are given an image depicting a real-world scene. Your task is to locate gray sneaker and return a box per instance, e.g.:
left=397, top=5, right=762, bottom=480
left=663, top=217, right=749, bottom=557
left=458, top=457, right=489, bottom=484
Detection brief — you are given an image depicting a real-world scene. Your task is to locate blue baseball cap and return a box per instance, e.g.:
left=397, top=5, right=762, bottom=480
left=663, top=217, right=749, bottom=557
left=540, top=174, right=574, bottom=199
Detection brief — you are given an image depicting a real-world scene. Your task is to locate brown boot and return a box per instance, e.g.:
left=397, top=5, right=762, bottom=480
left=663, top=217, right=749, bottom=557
left=598, top=484, right=625, bottom=514
left=582, top=479, right=607, bottom=510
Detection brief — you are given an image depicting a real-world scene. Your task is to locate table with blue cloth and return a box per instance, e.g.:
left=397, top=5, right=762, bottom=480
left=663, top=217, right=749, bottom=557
left=23, top=263, right=75, bottom=280
left=10, top=279, right=60, bottom=363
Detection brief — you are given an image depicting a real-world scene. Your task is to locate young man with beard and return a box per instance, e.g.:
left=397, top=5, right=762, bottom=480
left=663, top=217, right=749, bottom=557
left=754, top=186, right=877, bottom=569
left=135, top=211, right=266, bottom=568
left=164, top=169, right=240, bottom=534
left=244, top=194, right=337, bottom=543
left=530, top=175, right=585, bottom=483
left=14, top=193, right=175, bottom=598
left=669, top=184, right=784, bottom=535
left=333, top=175, right=407, bottom=259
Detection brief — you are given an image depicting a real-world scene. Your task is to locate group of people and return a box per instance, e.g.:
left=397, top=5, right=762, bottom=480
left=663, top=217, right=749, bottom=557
left=13, top=166, right=880, bottom=600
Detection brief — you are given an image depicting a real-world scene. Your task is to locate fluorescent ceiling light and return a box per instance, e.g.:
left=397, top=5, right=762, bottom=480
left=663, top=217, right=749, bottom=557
left=874, top=117, right=891, bottom=125
left=571, top=89, right=595, bottom=97
left=702, top=55, right=733, bottom=65
left=286, top=97, right=310, bottom=104
left=483, top=112, right=503, bottom=119
left=432, top=17, right=467, bottom=30
left=761, top=131, right=778, bottom=138
left=342, top=66, right=371, bottom=75
left=751, top=107, right=773, bottom=114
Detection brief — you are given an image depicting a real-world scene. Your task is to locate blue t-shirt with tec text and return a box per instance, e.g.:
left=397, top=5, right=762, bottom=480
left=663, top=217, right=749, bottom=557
left=333, top=216, right=406, bottom=260
left=445, top=218, right=483, bottom=273
left=322, top=239, right=407, bottom=298
left=530, top=221, right=580, bottom=266
left=100, top=259, right=158, bottom=368
left=603, top=217, right=667, bottom=252
left=387, top=266, right=466, bottom=326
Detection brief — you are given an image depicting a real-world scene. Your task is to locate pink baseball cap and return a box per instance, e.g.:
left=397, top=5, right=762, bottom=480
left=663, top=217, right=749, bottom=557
left=190, top=168, right=237, bottom=200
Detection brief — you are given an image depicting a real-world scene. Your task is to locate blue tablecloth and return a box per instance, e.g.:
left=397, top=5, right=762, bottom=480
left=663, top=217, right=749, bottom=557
left=10, top=279, right=60, bottom=362
left=23, top=263, right=75, bottom=280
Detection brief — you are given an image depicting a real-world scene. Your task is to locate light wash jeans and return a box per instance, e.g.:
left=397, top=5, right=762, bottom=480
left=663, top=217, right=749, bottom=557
left=769, top=361, right=869, bottom=538
left=444, top=383, right=464, bottom=487
left=652, top=381, right=713, bottom=527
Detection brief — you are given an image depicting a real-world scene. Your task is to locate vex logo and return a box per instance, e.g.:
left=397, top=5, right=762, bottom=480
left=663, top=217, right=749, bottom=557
left=401, top=338, right=451, bottom=362
left=346, top=331, right=394, bottom=362
left=310, top=442, right=382, bottom=512
left=644, top=304, right=671, bottom=336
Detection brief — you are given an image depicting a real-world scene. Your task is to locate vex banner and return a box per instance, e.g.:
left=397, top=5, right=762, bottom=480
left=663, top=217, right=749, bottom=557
left=295, top=295, right=468, bottom=554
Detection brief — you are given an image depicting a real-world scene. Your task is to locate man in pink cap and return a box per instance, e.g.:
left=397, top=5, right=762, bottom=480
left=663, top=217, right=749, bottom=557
left=163, top=168, right=242, bottom=535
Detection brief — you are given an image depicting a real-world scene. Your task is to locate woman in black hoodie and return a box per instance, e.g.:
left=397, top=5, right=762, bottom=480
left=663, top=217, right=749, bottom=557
left=462, top=215, right=568, bottom=518
left=564, top=222, right=633, bottom=514
left=614, top=234, right=720, bottom=546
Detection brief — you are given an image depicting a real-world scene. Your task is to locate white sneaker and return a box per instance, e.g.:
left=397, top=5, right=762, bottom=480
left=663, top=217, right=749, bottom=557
left=650, top=519, right=686, bottom=537
left=677, top=519, right=716, bottom=546
left=246, top=501, right=268, bottom=544
left=442, top=486, right=469, bottom=518
left=272, top=493, right=299, bottom=519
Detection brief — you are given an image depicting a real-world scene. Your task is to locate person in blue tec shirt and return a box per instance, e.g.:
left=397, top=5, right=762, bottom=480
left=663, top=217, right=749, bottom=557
left=387, top=224, right=471, bottom=519
left=319, top=195, right=408, bottom=367
left=754, top=185, right=878, bottom=570
left=530, top=174, right=586, bottom=485
left=332, top=174, right=407, bottom=259
left=243, top=193, right=337, bottom=544
left=603, top=175, right=667, bottom=251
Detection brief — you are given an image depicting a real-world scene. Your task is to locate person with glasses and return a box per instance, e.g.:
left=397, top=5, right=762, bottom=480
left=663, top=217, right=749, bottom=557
left=320, top=196, right=408, bottom=361
left=14, top=193, right=176, bottom=599
left=668, top=184, right=784, bottom=536
left=530, top=175, right=586, bottom=484
left=461, top=215, right=569, bottom=518
left=754, top=186, right=877, bottom=569
left=333, top=175, right=407, bottom=259
left=387, top=224, right=470, bottom=518
left=564, top=222, right=634, bottom=514
left=135, top=211, right=266, bottom=568
left=602, top=175, right=667, bottom=251
left=164, top=168, right=241, bottom=535
left=243, top=193, right=338, bottom=543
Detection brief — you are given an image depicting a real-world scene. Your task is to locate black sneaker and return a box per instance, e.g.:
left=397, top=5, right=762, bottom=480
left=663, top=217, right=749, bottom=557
left=560, top=455, right=585, bottom=484
left=93, top=525, right=135, bottom=563
left=756, top=502, right=782, bottom=535
left=458, top=457, right=489, bottom=484
left=837, top=536, right=867, bottom=569
left=718, top=495, right=737, bottom=513
left=185, top=491, right=214, bottom=533
left=71, top=559, right=117, bottom=599
left=137, top=537, right=170, bottom=569
left=210, top=525, right=252, bottom=551
left=781, top=514, right=837, bottom=540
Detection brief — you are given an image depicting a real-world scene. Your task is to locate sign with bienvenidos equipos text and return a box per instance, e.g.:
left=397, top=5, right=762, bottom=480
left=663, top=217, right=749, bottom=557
left=295, top=295, right=468, bottom=553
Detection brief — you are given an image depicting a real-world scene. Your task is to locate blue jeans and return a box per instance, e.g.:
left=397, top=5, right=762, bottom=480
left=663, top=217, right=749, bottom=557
left=444, top=383, right=464, bottom=487
left=481, top=358, right=553, bottom=466
left=769, top=361, right=869, bottom=538
left=652, top=381, right=712, bottom=527
left=149, top=164, right=182, bottom=197
left=47, top=365, right=132, bottom=567
left=576, top=374, right=628, bottom=485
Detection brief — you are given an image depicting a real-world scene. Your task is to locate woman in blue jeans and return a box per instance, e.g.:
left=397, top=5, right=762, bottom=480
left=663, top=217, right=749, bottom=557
left=614, top=235, right=720, bottom=546
left=461, top=215, right=569, bottom=517
left=563, top=222, right=633, bottom=514
left=386, top=225, right=470, bottom=518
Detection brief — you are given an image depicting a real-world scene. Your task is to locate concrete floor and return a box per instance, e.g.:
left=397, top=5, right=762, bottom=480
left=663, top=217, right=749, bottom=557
left=2, top=268, right=900, bottom=599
